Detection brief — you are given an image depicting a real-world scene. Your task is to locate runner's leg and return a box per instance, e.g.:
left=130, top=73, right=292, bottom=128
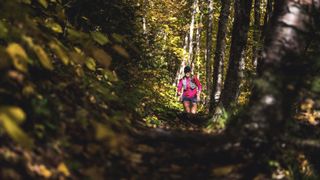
left=191, top=103, right=197, bottom=114
left=183, top=101, right=191, bottom=113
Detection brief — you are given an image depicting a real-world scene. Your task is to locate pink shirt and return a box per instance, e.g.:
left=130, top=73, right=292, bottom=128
left=177, top=76, right=202, bottom=98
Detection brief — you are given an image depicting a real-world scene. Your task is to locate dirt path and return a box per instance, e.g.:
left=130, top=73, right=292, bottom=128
left=0, top=114, right=268, bottom=179
left=108, top=115, right=265, bottom=179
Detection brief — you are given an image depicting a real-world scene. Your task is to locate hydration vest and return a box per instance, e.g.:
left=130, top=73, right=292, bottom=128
left=182, top=76, right=197, bottom=91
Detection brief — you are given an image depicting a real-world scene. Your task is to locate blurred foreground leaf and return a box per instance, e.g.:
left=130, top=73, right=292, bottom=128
left=0, top=106, right=33, bottom=148
left=6, top=43, right=29, bottom=73
left=45, top=18, right=63, bottom=33
left=57, top=162, right=71, bottom=177
left=112, top=45, right=130, bottom=59
left=67, top=28, right=89, bottom=42
left=92, top=49, right=112, bottom=69
left=33, top=45, right=54, bottom=70
left=111, top=33, right=124, bottom=43
left=85, top=57, right=96, bottom=71
left=38, top=0, right=48, bottom=8
left=49, top=41, right=69, bottom=65
left=94, top=122, right=113, bottom=140
left=90, top=31, right=110, bottom=45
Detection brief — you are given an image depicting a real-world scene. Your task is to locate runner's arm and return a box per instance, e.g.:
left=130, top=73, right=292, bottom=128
left=177, top=79, right=183, bottom=96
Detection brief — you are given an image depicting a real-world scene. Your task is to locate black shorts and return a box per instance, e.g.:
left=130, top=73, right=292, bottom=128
left=182, top=95, right=197, bottom=103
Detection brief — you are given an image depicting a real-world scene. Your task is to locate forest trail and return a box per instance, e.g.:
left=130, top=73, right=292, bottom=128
left=107, top=114, right=264, bottom=180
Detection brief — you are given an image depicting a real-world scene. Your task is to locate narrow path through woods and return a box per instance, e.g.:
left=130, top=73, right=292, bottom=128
left=107, top=114, right=266, bottom=179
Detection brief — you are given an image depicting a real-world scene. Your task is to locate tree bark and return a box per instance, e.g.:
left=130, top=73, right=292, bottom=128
left=261, top=0, right=273, bottom=39
left=209, top=0, right=232, bottom=113
left=193, top=12, right=203, bottom=78
left=174, top=33, right=189, bottom=85
left=252, top=0, right=261, bottom=67
left=188, top=0, right=198, bottom=65
left=205, top=0, right=214, bottom=106
left=235, top=0, right=319, bottom=147
left=220, top=0, right=253, bottom=111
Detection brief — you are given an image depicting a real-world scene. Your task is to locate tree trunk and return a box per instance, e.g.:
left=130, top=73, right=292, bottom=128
left=220, top=0, right=253, bottom=111
left=205, top=0, right=214, bottom=106
left=209, top=0, right=232, bottom=113
left=252, top=0, right=261, bottom=67
left=261, top=0, right=273, bottom=39
left=173, top=33, right=189, bottom=86
left=188, top=0, right=198, bottom=65
left=235, top=0, right=319, bottom=147
left=193, top=12, right=203, bottom=78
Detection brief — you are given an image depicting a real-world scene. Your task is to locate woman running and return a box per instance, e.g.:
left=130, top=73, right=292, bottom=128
left=177, top=66, right=202, bottom=114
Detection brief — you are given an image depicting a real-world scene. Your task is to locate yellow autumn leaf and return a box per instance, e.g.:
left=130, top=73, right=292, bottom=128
left=0, top=106, right=26, bottom=124
left=93, top=122, right=114, bottom=140
left=85, top=57, right=96, bottom=71
left=33, top=45, right=54, bottom=70
left=49, top=41, right=69, bottom=65
left=0, top=112, right=33, bottom=148
left=45, top=19, right=63, bottom=33
left=90, top=31, right=110, bottom=45
left=92, top=49, right=112, bottom=69
left=6, top=43, right=29, bottom=73
left=22, top=35, right=35, bottom=48
left=67, top=28, right=89, bottom=42
left=39, top=165, right=52, bottom=178
left=23, top=84, right=35, bottom=96
left=38, top=0, right=48, bottom=8
left=112, top=45, right=130, bottom=59
left=111, top=33, right=124, bottom=43
left=57, top=163, right=71, bottom=176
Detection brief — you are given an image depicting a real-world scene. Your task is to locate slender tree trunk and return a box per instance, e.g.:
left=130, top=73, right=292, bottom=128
left=193, top=12, right=203, bottom=78
left=205, top=0, right=214, bottom=106
left=188, top=0, right=198, bottom=65
left=261, top=0, right=273, bottom=39
left=252, top=0, right=261, bottom=67
left=142, top=17, right=147, bottom=35
left=209, top=0, right=232, bottom=113
left=174, top=33, right=189, bottom=85
left=235, top=0, right=319, bottom=147
left=220, top=0, right=253, bottom=111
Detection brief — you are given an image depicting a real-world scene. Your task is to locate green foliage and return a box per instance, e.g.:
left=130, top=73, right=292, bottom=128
left=205, top=106, right=229, bottom=132
left=311, top=78, right=320, bottom=93
left=0, top=0, right=140, bottom=151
